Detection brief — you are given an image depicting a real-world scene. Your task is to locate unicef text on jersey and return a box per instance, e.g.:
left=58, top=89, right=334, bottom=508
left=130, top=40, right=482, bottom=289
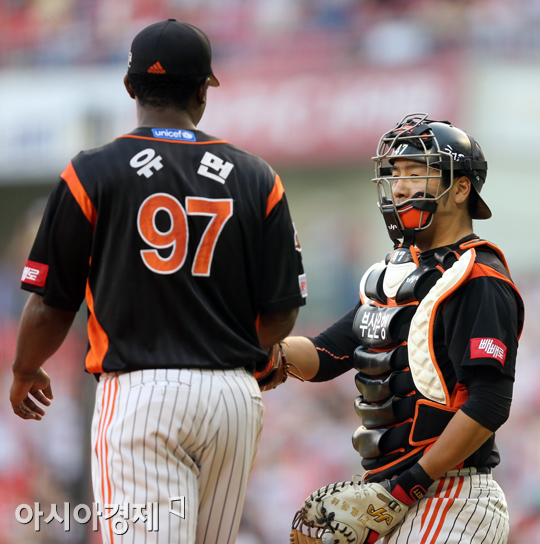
left=152, top=128, right=196, bottom=141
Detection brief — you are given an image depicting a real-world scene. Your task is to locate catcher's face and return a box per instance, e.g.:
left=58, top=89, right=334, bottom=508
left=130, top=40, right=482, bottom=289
left=390, top=158, right=443, bottom=204
left=373, top=155, right=459, bottom=242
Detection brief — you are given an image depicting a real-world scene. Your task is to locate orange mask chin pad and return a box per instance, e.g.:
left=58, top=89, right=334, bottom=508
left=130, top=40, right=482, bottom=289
left=397, top=203, right=432, bottom=229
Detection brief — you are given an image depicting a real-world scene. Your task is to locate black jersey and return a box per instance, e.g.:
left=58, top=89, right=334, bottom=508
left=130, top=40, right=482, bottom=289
left=21, top=127, right=307, bottom=374
left=310, top=235, right=523, bottom=475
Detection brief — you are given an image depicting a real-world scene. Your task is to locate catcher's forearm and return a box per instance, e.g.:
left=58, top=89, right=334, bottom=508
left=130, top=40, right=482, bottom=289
left=12, top=293, right=76, bottom=376
left=281, top=336, right=319, bottom=381
left=418, top=409, right=493, bottom=481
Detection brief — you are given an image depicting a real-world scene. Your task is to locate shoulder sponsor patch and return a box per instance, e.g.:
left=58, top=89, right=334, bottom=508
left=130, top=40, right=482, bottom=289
left=21, top=260, right=49, bottom=287
left=151, top=128, right=196, bottom=142
left=470, top=337, right=507, bottom=365
left=299, top=273, right=308, bottom=298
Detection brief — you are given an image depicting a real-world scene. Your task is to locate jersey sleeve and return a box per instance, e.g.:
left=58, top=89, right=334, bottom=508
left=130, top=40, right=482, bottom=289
left=20, top=174, right=93, bottom=311
left=443, top=275, right=521, bottom=382
left=460, top=370, right=514, bottom=432
left=259, top=175, right=307, bottom=314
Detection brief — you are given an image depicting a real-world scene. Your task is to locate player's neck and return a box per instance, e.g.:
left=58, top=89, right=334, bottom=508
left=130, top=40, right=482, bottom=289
left=415, top=214, right=473, bottom=253
left=136, top=104, right=202, bottom=131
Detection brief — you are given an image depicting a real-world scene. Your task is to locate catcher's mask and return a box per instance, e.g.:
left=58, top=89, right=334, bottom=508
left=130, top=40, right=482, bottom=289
left=372, top=112, right=490, bottom=243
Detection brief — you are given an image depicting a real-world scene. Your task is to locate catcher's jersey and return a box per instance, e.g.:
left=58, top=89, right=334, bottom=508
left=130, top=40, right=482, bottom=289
left=310, top=235, right=523, bottom=477
left=21, top=127, right=307, bottom=374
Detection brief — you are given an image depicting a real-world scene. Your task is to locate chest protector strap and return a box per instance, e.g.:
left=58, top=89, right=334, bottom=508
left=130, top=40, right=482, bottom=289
left=407, top=249, right=475, bottom=404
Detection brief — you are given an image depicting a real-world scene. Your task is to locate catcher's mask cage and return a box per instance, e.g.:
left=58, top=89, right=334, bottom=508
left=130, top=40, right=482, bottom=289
left=372, top=112, right=490, bottom=244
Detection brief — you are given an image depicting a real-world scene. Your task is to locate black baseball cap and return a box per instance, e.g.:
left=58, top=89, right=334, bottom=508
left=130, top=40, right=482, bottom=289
left=127, top=19, right=219, bottom=87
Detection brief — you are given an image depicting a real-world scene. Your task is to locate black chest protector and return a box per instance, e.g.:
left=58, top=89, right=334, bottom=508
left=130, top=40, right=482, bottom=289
left=351, top=240, right=512, bottom=481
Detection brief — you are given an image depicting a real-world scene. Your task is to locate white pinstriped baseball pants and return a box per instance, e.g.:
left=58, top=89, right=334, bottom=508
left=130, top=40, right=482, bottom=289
left=91, top=368, right=264, bottom=544
left=383, top=468, right=509, bottom=544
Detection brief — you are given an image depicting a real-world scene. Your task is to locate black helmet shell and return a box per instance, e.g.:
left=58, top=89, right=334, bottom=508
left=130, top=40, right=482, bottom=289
left=379, top=115, right=490, bottom=219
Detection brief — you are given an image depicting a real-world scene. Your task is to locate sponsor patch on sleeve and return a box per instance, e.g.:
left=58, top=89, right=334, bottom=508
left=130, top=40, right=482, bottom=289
left=21, top=260, right=49, bottom=288
left=470, top=337, right=507, bottom=365
left=299, top=273, right=308, bottom=298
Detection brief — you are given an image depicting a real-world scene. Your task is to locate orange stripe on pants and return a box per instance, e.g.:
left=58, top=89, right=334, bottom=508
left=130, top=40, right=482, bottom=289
left=425, top=477, right=464, bottom=544
left=420, top=477, right=446, bottom=530
left=95, top=376, right=119, bottom=544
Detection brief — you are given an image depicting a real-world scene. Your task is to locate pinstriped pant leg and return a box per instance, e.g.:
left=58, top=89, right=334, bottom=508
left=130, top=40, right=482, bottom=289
left=93, top=370, right=201, bottom=544
left=383, top=470, right=509, bottom=544
left=195, top=369, right=264, bottom=544
left=92, top=369, right=263, bottom=544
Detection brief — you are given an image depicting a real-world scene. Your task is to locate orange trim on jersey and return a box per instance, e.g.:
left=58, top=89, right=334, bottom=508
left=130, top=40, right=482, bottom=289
left=85, top=280, right=109, bottom=373
left=118, top=134, right=229, bottom=145
left=266, top=174, right=285, bottom=218
left=468, top=262, right=512, bottom=283
left=468, top=257, right=524, bottom=339
left=373, top=299, right=419, bottom=309
left=410, top=401, right=458, bottom=446
left=359, top=291, right=366, bottom=305
left=460, top=239, right=510, bottom=271
left=315, top=347, right=350, bottom=360
left=61, top=162, right=97, bottom=230
left=449, top=383, right=469, bottom=409
left=367, top=341, right=407, bottom=355
left=390, top=417, right=413, bottom=429
left=362, top=446, right=424, bottom=480
left=383, top=447, right=406, bottom=456
left=411, top=247, right=420, bottom=267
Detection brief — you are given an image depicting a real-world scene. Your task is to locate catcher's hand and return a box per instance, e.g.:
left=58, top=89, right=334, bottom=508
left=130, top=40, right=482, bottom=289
left=290, top=477, right=408, bottom=544
left=255, top=343, right=304, bottom=392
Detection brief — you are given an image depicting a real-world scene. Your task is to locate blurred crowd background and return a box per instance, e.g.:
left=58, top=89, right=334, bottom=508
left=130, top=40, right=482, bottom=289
left=1, top=0, right=539, bottom=542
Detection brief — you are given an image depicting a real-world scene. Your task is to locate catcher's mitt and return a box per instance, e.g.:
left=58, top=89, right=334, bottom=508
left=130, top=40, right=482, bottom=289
left=255, top=343, right=304, bottom=392
left=290, top=477, right=408, bottom=544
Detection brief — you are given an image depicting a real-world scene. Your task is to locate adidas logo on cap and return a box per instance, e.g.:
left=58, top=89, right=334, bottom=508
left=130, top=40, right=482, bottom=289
left=148, top=62, right=166, bottom=74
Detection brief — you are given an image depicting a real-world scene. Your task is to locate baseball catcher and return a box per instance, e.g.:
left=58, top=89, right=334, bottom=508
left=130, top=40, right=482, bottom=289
left=282, top=113, right=524, bottom=543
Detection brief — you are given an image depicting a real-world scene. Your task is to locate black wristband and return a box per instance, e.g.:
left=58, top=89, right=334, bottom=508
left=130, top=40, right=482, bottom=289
left=392, top=463, right=434, bottom=505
